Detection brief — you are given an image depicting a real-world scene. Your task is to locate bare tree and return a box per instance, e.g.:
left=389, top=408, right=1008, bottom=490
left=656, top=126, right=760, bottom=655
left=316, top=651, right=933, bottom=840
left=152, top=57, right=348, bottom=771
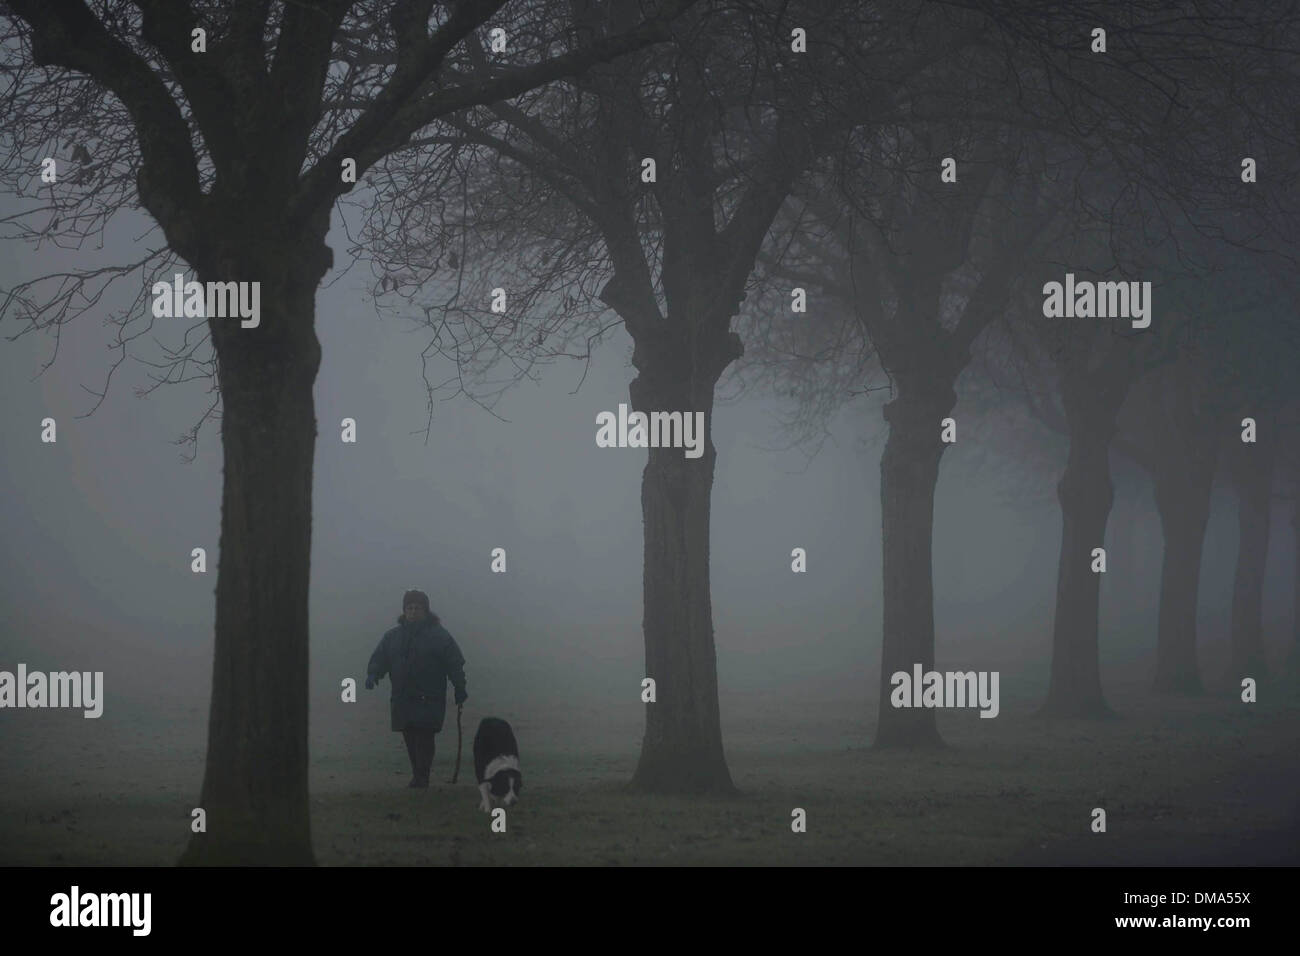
left=347, top=0, right=903, bottom=792
left=1218, top=263, right=1300, bottom=685
left=741, top=0, right=1300, bottom=739
left=1115, top=327, right=1228, bottom=696
left=0, top=0, right=696, bottom=863
left=744, top=32, right=1062, bottom=745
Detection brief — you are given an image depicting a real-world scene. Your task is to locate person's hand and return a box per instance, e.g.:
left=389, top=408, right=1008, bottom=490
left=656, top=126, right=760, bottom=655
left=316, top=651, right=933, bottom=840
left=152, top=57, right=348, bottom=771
left=454, top=688, right=468, bottom=706
left=365, top=675, right=377, bottom=690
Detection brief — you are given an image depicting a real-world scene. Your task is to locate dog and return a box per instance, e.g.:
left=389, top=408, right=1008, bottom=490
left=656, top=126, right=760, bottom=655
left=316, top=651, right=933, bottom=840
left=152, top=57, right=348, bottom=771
left=473, top=717, right=523, bottom=813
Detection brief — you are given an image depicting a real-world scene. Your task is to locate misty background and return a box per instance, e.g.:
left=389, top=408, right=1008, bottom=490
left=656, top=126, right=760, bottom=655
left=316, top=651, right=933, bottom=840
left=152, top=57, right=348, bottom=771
left=3, top=199, right=1293, bottom=777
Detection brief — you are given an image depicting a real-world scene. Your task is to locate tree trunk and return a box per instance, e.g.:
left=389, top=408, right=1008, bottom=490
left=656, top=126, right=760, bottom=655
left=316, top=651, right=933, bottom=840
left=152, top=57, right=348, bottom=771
left=1228, top=428, right=1278, bottom=681
left=1042, top=381, right=1121, bottom=719
left=629, top=337, right=739, bottom=794
left=1151, top=469, right=1214, bottom=694
left=1290, top=499, right=1300, bottom=679
left=873, top=381, right=955, bottom=748
left=1109, top=496, right=1138, bottom=619
left=179, top=231, right=330, bottom=865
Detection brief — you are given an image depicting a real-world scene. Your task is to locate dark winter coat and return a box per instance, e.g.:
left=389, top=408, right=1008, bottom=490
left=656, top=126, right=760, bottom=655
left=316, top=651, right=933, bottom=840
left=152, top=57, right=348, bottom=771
left=367, top=614, right=467, bottom=732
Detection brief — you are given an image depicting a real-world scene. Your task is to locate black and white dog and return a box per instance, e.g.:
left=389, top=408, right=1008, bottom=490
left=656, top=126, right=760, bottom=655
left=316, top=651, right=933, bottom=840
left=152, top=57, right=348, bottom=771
left=473, top=717, right=522, bottom=813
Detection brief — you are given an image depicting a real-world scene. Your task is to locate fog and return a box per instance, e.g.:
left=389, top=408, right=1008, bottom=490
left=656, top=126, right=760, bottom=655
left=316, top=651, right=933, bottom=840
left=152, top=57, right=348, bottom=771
left=3, top=205, right=1293, bottom=743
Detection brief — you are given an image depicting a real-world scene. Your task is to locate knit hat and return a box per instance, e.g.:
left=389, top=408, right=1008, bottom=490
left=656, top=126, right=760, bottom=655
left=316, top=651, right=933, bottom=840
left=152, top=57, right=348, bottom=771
left=402, top=589, right=430, bottom=612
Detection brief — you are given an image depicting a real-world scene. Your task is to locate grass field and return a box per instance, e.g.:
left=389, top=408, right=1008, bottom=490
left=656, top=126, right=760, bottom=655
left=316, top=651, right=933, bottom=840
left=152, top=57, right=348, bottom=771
left=2, top=667, right=1296, bottom=866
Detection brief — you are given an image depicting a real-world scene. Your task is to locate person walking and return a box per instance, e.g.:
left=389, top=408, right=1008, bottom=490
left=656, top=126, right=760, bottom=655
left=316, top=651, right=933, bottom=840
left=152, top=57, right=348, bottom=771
left=366, top=589, right=468, bottom=788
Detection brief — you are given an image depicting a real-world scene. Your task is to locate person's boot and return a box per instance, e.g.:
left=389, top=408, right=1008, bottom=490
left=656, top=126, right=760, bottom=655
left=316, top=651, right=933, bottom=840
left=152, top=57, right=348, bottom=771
left=408, top=775, right=429, bottom=789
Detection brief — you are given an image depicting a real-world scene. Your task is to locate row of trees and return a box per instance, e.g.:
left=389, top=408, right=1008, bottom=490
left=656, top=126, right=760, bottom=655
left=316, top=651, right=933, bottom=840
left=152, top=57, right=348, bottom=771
left=2, top=0, right=1297, bottom=864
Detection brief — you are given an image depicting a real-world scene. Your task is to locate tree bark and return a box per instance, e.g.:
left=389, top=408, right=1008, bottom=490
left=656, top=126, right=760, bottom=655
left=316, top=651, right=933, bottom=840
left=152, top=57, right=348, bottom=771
left=1109, top=496, right=1138, bottom=618
left=629, top=331, right=740, bottom=794
left=1151, top=468, right=1214, bottom=694
left=1042, top=375, right=1124, bottom=718
left=1290, top=499, right=1300, bottom=679
left=1228, top=425, right=1278, bottom=681
left=873, top=380, right=956, bottom=748
left=179, top=229, right=330, bottom=865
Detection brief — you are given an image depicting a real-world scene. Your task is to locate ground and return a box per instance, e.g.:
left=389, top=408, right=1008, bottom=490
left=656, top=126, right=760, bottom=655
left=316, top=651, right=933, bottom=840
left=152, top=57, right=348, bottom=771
left=1, top=674, right=1296, bottom=866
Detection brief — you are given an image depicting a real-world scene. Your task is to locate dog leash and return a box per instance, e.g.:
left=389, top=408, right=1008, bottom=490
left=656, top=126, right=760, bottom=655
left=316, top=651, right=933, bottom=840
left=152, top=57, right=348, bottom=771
left=450, top=702, right=463, bottom=784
